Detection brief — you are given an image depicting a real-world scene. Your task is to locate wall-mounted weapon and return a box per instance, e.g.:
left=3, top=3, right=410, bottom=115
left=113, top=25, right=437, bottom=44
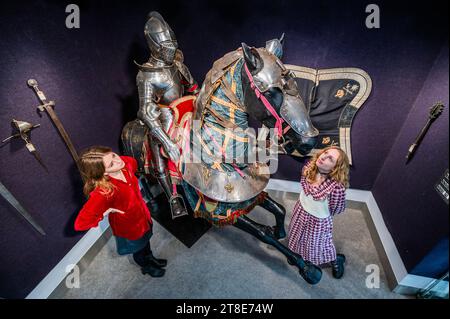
left=406, top=102, right=445, bottom=163
left=2, top=119, right=48, bottom=172
left=0, top=181, right=46, bottom=235
left=27, top=79, right=82, bottom=173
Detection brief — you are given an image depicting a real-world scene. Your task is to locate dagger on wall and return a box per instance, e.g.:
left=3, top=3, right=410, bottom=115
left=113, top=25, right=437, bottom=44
left=2, top=119, right=48, bottom=172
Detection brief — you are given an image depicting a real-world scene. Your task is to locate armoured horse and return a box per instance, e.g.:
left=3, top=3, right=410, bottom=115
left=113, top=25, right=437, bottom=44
left=125, top=40, right=323, bottom=284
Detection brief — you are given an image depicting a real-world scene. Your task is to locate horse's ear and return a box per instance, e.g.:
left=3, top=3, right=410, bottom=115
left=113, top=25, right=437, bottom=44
left=242, top=42, right=261, bottom=74
left=265, top=34, right=284, bottom=59
left=279, top=33, right=285, bottom=45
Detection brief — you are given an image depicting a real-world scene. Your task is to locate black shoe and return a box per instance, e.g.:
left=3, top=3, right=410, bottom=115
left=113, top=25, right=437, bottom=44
left=145, top=254, right=167, bottom=268
left=331, top=254, right=346, bottom=279
left=141, top=264, right=165, bottom=277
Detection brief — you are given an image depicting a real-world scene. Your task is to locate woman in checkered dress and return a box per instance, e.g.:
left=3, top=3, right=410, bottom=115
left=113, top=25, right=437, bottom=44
left=288, top=146, right=349, bottom=279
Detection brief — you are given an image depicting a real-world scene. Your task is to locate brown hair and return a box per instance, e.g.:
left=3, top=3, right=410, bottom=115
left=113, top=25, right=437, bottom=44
left=304, top=146, right=350, bottom=188
left=78, top=146, right=116, bottom=197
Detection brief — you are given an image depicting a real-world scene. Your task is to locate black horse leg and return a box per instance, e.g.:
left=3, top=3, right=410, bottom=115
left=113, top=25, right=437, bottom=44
left=258, top=195, right=286, bottom=239
left=138, top=175, right=153, bottom=201
left=139, top=175, right=159, bottom=213
left=233, top=215, right=322, bottom=285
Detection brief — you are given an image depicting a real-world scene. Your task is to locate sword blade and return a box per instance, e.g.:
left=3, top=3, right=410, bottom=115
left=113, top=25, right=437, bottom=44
left=43, top=105, right=80, bottom=167
left=31, top=150, right=49, bottom=173
left=0, top=181, right=46, bottom=235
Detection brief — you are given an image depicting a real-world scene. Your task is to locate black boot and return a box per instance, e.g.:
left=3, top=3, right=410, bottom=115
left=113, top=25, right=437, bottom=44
left=331, top=254, right=346, bottom=279
left=145, top=251, right=167, bottom=268
left=141, top=264, right=165, bottom=277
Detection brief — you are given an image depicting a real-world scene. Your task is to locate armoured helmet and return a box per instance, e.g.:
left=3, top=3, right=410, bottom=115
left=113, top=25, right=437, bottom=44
left=144, top=11, right=178, bottom=63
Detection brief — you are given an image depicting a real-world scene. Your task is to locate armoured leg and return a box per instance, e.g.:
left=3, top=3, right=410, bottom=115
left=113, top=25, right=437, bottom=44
left=233, top=215, right=322, bottom=285
left=150, top=137, right=188, bottom=219
left=258, top=195, right=286, bottom=239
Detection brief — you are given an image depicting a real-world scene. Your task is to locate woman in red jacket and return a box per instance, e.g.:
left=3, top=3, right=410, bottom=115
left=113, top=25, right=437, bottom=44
left=74, top=145, right=167, bottom=277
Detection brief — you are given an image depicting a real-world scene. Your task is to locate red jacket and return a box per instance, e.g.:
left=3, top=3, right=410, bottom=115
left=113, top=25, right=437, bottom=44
left=74, top=156, right=152, bottom=240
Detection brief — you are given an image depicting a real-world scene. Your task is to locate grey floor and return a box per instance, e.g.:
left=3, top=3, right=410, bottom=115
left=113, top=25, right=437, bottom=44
left=62, top=190, right=408, bottom=299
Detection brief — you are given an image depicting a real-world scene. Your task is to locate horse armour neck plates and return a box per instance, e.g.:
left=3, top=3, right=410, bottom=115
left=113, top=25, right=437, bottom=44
left=182, top=161, right=270, bottom=203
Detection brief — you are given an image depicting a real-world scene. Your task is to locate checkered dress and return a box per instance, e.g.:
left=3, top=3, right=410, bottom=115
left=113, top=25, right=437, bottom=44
left=288, top=167, right=346, bottom=266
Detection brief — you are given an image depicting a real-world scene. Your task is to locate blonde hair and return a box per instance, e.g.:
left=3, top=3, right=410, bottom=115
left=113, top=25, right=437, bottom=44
left=78, top=146, right=116, bottom=197
left=304, top=146, right=350, bottom=188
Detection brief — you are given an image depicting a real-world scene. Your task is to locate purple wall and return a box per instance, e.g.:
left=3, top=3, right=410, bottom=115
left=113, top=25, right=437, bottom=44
left=0, top=0, right=448, bottom=298
left=372, top=44, right=449, bottom=273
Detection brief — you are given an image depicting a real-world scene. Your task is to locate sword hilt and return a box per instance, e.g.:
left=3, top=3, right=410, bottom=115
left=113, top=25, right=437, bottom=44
left=2, top=133, right=20, bottom=143
left=25, top=142, right=36, bottom=153
left=12, top=119, right=40, bottom=134
left=27, top=79, right=55, bottom=112
left=37, top=101, right=55, bottom=113
left=2, top=120, right=40, bottom=144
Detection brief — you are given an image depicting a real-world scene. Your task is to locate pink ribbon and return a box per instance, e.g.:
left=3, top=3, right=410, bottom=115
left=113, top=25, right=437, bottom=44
left=244, top=63, right=284, bottom=137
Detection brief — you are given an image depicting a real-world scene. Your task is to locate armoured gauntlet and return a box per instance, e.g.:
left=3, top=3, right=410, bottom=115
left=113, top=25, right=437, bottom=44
left=150, top=126, right=180, bottom=163
left=138, top=104, right=180, bottom=163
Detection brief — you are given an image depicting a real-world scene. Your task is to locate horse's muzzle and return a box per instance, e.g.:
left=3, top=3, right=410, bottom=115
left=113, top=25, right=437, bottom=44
left=295, top=135, right=318, bottom=156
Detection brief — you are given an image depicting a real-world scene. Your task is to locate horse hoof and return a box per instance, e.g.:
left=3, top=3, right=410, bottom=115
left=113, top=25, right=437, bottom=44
left=274, top=226, right=286, bottom=239
left=299, top=262, right=322, bottom=285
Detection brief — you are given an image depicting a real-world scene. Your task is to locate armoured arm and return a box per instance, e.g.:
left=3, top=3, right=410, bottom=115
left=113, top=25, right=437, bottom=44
left=137, top=73, right=180, bottom=162
left=174, top=60, right=199, bottom=95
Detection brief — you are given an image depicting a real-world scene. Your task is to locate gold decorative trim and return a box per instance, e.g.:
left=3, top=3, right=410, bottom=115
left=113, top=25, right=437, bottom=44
left=286, top=65, right=373, bottom=165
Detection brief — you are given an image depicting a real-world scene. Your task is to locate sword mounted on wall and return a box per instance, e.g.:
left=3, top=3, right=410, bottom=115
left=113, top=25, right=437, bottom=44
left=2, top=119, right=48, bottom=172
left=0, top=181, right=46, bottom=235
left=27, top=79, right=82, bottom=174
